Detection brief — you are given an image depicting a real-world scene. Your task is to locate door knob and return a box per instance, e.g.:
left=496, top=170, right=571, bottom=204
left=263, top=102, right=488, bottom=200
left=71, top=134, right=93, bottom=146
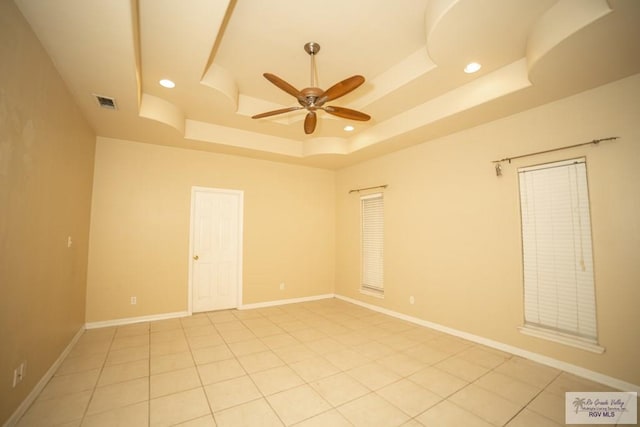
left=193, top=255, right=199, bottom=260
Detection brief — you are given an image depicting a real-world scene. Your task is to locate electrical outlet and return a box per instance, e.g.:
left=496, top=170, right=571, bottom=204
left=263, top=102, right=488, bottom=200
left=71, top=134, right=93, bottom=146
left=130, top=296, right=137, bottom=305
left=409, top=296, right=415, bottom=305
left=279, top=282, right=285, bottom=290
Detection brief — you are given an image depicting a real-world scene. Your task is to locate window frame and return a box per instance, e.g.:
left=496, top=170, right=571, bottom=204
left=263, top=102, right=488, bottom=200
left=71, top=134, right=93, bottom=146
left=360, top=192, right=384, bottom=298
left=516, top=157, right=604, bottom=353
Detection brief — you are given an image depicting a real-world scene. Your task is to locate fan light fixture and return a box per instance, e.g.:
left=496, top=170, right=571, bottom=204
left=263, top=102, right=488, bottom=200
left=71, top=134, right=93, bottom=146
left=252, top=42, right=371, bottom=134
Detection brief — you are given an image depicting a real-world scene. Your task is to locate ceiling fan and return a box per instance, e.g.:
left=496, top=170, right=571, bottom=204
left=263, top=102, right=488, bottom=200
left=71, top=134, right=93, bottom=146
left=252, top=42, right=371, bottom=134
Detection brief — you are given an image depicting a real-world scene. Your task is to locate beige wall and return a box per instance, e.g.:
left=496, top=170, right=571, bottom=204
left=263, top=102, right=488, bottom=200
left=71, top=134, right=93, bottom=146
left=85, top=137, right=335, bottom=322
left=0, top=1, right=96, bottom=423
left=335, top=73, right=640, bottom=386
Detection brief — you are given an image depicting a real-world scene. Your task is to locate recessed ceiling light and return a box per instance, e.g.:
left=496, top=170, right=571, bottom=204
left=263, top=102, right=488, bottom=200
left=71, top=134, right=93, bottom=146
left=344, top=125, right=355, bottom=132
left=159, top=79, right=175, bottom=88
left=464, top=62, right=482, bottom=74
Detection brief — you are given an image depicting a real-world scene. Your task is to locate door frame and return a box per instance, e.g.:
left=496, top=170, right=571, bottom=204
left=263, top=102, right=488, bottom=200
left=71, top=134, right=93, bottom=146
left=188, top=186, right=244, bottom=314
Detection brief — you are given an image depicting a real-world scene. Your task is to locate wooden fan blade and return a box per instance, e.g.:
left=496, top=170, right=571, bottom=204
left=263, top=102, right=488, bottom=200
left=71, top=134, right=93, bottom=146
left=323, top=106, right=370, bottom=121
left=263, top=73, right=304, bottom=101
left=318, top=75, right=365, bottom=104
left=304, top=111, right=317, bottom=134
left=252, top=106, right=303, bottom=119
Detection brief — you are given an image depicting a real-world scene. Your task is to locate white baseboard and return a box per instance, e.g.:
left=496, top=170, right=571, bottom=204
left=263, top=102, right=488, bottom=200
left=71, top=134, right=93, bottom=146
left=85, top=296, right=337, bottom=329
left=335, top=294, right=640, bottom=394
left=239, top=294, right=334, bottom=310
left=4, top=326, right=85, bottom=427
left=85, top=311, right=190, bottom=329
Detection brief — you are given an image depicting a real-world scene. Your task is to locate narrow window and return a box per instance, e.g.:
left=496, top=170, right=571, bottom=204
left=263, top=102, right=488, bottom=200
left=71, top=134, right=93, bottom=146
left=518, top=158, right=599, bottom=349
left=360, top=193, right=384, bottom=297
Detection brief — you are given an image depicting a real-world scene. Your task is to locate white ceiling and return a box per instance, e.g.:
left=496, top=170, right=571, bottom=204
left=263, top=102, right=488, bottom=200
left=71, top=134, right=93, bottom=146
left=14, top=0, right=640, bottom=169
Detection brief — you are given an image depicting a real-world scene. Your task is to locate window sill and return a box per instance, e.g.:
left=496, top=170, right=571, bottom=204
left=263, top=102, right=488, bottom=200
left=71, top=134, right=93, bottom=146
left=360, top=288, right=384, bottom=299
left=518, top=325, right=605, bottom=354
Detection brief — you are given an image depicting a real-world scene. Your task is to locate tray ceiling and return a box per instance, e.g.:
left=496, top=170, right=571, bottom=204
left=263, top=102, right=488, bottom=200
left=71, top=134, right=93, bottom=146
left=14, top=0, right=640, bottom=168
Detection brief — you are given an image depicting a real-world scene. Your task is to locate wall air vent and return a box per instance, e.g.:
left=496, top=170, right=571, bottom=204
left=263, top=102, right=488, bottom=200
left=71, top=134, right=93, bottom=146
left=93, top=94, right=117, bottom=110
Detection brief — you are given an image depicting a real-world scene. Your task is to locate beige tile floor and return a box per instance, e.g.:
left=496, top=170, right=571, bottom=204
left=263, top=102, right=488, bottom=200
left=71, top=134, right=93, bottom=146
left=16, top=298, right=624, bottom=427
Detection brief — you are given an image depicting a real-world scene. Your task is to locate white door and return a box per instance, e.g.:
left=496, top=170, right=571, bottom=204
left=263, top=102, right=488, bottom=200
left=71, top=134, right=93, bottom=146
left=190, top=187, right=243, bottom=312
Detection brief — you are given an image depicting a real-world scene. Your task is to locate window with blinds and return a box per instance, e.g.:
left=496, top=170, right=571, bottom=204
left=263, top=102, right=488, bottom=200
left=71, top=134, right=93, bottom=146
left=518, top=158, right=599, bottom=347
left=361, top=193, right=384, bottom=296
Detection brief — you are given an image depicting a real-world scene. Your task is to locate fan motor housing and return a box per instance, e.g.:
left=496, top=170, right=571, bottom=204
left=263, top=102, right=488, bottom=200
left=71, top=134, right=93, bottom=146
left=300, top=87, right=324, bottom=107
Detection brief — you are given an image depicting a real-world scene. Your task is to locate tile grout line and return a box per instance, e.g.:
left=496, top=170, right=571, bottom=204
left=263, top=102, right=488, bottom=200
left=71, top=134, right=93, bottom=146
left=464, top=352, right=526, bottom=426
left=190, top=308, right=291, bottom=425
left=178, top=313, right=214, bottom=426
left=236, top=309, right=298, bottom=427
left=78, top=326, right=118, bottom=425
left=444, top=346, right=565, bottom=426
left=500, top=369, right=565, bottom=427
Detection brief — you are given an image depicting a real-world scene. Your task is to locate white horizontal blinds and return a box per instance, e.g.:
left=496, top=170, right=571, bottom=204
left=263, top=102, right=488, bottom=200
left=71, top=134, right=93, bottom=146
left=361, top=193, right=384, bottom=293
left=518, top=158, right=597, bottom=341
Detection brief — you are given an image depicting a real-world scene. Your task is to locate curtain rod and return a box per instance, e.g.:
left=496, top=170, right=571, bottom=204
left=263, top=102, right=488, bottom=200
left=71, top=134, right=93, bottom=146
left=348, top=185, right=388, bottom=194
left=492, top=136, right=619, bottom=164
